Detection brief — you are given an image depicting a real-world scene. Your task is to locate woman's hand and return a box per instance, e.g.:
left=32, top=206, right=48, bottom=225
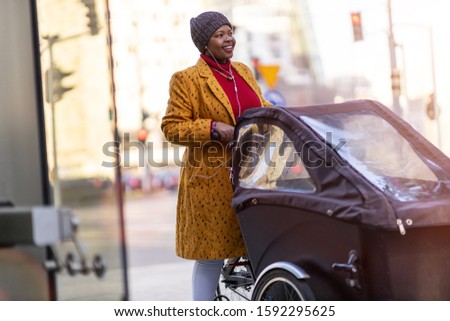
left=214, top=121, right=234, bottom=142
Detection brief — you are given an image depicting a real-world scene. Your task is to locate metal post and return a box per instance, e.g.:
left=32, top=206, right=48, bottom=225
left=387, top=0, right=402, bottom=116
left=44, top=35, right=61, bottom=207
left=132, top=19, right=152, bottom=193
left=428, top=26, right=441, bottom=148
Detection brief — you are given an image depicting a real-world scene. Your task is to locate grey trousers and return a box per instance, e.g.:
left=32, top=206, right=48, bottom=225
left=192, top=259, right=223, bottom=301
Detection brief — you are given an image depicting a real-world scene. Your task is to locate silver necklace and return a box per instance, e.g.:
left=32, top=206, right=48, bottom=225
left=209, top=54, right=242, bottom=117
left=210, top=66, right=234, bottom=80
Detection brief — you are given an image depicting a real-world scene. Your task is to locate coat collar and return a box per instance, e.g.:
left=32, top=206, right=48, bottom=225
left=196, top=58, right=235, bottom=122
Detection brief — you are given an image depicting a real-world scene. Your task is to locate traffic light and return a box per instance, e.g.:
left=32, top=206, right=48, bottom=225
left=426, top=93, right=436, bottom=120
left=351, top=12, right=363, bottom=41
left=80, top=0, right=99, bottom=35
left=137, top=128, right=148, bottom=144
left=45, top=66, right=74, bottom=103
left=142, top=110, right=150, bottom=122
left=391, top=69, right=401, bottom=96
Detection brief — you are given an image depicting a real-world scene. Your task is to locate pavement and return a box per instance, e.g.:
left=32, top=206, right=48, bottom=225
left=124, top=190, right=194, bottom=301
left=128, top=260, right=194, bottom=301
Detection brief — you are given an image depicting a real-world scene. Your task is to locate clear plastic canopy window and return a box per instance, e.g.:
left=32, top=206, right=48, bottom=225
left=301, top=111, right=438, bottom=202
left=237, top=123, right=316, bottom=193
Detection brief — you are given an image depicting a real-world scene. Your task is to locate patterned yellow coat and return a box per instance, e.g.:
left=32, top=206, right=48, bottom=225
left=161, top=57, right=271, bottom=260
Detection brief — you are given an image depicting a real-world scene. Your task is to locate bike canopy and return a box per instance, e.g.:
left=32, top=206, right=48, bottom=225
left=232, top=99, right=450, bottom=233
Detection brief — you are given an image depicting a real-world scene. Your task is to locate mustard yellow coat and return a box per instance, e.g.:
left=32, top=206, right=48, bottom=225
left=161, top=58, right=272, bottom=260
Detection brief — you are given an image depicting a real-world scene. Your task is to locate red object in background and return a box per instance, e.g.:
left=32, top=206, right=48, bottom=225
left=137, top=128, right=148, bottom=143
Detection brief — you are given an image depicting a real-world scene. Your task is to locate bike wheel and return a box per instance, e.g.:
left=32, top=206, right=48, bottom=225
left=252, top=269, right=315, bottom=301
left=214, top=259, right=254, bottom=301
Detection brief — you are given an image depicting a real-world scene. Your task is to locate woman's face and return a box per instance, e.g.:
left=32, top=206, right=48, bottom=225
left=205, top=25, right=235, bottom=62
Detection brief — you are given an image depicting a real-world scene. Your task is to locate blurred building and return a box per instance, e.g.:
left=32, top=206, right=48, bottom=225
left=109, top=0, right=203, bottom=176
left=208, top=0, right=330, bottom=105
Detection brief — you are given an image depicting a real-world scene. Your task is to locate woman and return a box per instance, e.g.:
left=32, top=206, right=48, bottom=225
left=161, top=11, right=272, bottom=300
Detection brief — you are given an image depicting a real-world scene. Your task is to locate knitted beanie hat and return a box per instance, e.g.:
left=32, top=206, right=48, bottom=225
left=190, top=11, right=232, bottom=53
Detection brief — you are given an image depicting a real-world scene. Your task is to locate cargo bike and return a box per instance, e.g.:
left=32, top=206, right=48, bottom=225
left=215, top=99, right=450, bottom=301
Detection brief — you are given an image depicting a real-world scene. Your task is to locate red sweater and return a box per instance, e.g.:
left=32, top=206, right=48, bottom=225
left=201, top=54, right=261, bottom=121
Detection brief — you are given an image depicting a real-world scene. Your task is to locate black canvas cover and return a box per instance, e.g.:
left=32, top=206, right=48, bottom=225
left=232, top=99, right=450, bottom=233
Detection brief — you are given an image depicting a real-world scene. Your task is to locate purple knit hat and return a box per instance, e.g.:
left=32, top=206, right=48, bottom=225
left=190, top=11, right=232, bottom=53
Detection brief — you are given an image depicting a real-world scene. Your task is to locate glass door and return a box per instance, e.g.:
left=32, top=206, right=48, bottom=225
left=33, top=0, right=127, bottom=300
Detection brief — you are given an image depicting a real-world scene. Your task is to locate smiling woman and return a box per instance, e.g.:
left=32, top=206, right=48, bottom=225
left=161, top=11, right=272, bottom=301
